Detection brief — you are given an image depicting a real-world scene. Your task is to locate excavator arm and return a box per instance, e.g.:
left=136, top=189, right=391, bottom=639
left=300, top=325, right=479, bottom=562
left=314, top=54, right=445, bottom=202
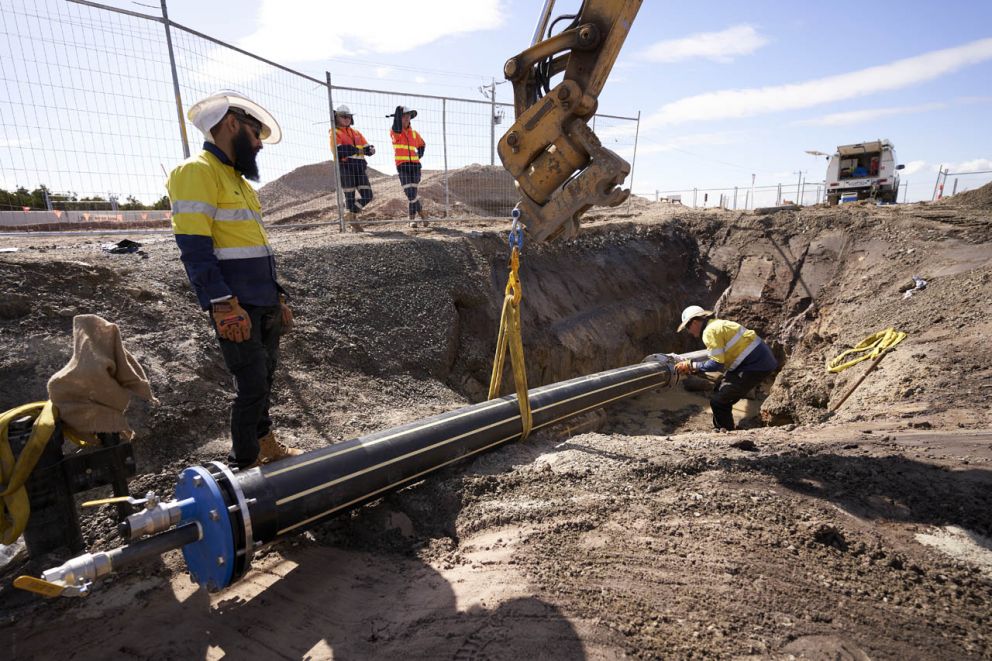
left=499, top=0, right=642, bottom=242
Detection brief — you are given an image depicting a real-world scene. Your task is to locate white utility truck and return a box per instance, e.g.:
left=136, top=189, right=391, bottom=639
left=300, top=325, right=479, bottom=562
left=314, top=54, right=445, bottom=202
left=825, top=139, right=904, bottom=205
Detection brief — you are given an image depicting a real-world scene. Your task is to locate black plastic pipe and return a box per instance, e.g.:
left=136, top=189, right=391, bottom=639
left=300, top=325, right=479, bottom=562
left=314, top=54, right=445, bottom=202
left=238, top=359, right=675, bottom=548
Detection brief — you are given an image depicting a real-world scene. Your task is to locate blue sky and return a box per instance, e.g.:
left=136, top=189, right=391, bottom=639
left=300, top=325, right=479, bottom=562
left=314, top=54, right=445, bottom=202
left=3, top=0, right=991, bottom=204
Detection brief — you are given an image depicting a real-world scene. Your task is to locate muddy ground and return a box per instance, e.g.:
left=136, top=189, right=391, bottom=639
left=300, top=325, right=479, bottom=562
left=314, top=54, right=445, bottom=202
left=1, top=192, right=991, bottom=659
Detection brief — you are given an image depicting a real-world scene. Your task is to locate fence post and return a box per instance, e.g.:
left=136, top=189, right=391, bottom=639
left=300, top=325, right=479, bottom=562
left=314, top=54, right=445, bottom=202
left=744, top=190, right=750, bottom=210
left=325, top=72, right=346, bottom=232
left=443, top=97, right=450, bottom=217
left=733, top=186, right=738, bottom=210
left=654, top=189, right=658, bottom=202
left=489, top=78, right=496, bottom=167
left=692, top=188, right=697, bottom=208
left=626, top=110, right=641, bottom=214
left=932, top=165, right=944, bottom=201
left=952, top=178, right=959, bottom=196
left=776, top=183, right=782, bottom=206
left=160, top=0, right=190, bottom=159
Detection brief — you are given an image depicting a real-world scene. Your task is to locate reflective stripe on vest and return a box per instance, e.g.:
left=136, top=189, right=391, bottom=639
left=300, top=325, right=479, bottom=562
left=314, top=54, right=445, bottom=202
left=703, top=319, right=762, bottom=371
left=215, top=245, right=273, bottom=260
left=708, top=326, right=746, bottom=357
left=728, top=337, right=761, bottom=370
left=391, top=129, right=422, bottom=164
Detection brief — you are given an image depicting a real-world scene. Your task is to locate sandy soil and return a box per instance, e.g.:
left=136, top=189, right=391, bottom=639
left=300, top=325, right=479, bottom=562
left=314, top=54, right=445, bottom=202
left=2, top=188, right=991, bottom=659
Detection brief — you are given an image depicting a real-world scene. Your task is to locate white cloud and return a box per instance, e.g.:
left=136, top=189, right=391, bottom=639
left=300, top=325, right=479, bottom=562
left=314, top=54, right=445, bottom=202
left=414, top=76, right=428, bottom=84
left=375, top=66, right=393, bottom=79
left=241, top=0, right=505, bottom=62
left=795, top=102, right=947, bottom=126
left=645, top=37, right=992, bottom=126
left=639, top=25, right=768, bottom=63
left=945, top=158, right=992, bottom=172
left=901, top=160, right=928, bottom=176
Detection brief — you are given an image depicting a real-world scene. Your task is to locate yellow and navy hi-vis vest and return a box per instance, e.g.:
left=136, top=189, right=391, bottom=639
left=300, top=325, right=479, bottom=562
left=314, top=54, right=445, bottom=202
left=166, top=144, right=281, bottom=310
left=702, top=318, right=762, bottom=371
left=389, top=128, right=425, bottom=166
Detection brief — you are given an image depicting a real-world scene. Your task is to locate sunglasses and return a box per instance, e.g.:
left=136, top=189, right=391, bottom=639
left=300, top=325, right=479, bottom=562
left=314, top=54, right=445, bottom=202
left=228, top=108, right=263, bottom=139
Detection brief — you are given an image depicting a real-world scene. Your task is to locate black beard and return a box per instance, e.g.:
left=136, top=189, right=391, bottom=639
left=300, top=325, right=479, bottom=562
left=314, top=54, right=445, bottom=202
left=232, top=127, right=260, bottom=181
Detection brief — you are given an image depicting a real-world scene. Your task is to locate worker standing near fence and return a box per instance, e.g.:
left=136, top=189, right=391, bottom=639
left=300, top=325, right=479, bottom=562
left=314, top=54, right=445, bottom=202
left=166, top=90, right=302, bottom=468
left=388, top=105, right=428, bottom=227
left=674, top=305, right=778, bottom=432
left=331, top=104, right=374, bottom=232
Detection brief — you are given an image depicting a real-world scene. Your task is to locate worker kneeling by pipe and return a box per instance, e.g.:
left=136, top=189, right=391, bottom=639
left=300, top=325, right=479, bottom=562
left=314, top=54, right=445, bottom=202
left=674, top=306, right=778, bottom=432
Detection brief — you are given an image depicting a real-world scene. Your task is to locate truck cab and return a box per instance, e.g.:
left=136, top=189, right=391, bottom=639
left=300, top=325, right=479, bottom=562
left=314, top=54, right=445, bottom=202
left=825, top=139, right=904, bottom=204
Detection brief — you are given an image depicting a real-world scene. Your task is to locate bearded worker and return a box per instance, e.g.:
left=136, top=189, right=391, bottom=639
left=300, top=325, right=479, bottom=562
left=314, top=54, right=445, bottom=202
left=166, top=90, right=302, bottom=468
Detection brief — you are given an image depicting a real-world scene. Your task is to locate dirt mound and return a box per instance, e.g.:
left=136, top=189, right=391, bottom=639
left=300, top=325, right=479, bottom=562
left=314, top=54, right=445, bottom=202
left=258, top=160, right=390, bottom=218
left=445, top=164, right=518, bottom=216
left=944, top=179, right=992, bottom=209
left=259, top=162, right=521, bottom=222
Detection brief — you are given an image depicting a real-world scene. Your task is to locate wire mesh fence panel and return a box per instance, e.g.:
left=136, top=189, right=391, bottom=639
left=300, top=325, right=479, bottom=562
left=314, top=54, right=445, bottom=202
left=0, top=0, right=639, bottom=231
left=326, top=87, right=450, bottom=224
left=170, top=28, right=337, bottom=225
left=323, top=90, right=639, bottom=225
left=0, top=0, right=179, bottom=217
left=941, top=170, right=992, bottom=199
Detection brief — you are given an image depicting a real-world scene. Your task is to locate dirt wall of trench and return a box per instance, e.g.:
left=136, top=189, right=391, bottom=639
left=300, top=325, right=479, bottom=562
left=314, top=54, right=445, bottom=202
left=0, top=222, right=713, bottom=475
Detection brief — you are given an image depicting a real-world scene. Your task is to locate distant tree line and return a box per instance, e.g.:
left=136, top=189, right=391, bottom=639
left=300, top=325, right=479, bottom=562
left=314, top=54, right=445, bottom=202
left=0, top=185, right=170, bottom=211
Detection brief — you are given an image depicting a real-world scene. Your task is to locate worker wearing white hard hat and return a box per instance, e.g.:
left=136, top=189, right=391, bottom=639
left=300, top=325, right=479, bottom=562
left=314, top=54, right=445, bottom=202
left=331, top=104, right=375, bottom=231
left=166, top=89, right=301, bottom=468
left=675, top=305, right=778, bottom=432
left=188, top=89, right=282, bottom=144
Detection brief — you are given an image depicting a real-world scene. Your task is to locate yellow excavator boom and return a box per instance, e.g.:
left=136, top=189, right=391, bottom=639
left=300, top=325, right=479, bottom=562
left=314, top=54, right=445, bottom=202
left=499, top=0, right=642, bottom=242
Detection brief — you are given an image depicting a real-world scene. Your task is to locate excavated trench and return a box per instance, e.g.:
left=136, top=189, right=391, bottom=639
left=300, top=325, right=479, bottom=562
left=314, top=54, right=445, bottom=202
left=274, top=221, right=738, bottom=434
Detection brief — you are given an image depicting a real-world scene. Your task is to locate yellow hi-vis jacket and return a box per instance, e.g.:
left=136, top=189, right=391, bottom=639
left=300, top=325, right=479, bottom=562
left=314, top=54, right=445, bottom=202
left=166, top=143, right=283, bottom=310
left=702, top=318, right=764, bottom=371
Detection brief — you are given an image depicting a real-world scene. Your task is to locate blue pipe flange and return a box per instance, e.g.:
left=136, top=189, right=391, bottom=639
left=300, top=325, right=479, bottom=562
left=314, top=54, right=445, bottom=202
left=174, top=465, right=235, bottom=591
left=206, top=461, right=254, bottom=581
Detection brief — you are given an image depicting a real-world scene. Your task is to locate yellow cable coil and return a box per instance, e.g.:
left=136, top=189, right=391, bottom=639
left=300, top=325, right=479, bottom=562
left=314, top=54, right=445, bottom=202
left=488, top=245, right=533, bottom=440
left=826, top=328, right=907, bottom=373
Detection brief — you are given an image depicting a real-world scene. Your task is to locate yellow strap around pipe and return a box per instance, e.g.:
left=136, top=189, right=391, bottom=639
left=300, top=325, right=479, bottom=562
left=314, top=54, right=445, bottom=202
left=826, top=327, right=907, bottom=373
left=488, top=247, right=533, bottom=440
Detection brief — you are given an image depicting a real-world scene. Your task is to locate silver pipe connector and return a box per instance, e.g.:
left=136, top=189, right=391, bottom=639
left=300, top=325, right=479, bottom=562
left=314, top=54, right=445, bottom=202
left=41, top=552, right=113, bottom=597
left=123, top=499, right=185, bottom=539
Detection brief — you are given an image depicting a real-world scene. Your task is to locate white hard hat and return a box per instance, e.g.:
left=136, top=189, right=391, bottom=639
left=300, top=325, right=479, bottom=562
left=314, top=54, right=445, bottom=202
left=334, top=104, right=353, bottom=115
left=187, top=90, right=282, bottom=144
left=677, top=305, right=713, bottom=332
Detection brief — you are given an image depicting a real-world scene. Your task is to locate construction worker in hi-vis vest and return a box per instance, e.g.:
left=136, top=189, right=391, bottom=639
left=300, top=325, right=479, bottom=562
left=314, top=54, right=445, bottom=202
left=331, top=104, right=374, bottom=232
left=167, top=89, right=302, bottom=468
left=388, top=105, right=428, bottom=227
left=675, top=305, right=778, bottom=432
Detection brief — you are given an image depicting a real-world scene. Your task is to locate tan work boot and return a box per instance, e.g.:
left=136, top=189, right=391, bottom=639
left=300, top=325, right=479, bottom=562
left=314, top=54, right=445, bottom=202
left=345, top=211, right=363, bottom=232
left=256, top=431, right=302, bottom=464
left=417, top=209, right=428, bottom=227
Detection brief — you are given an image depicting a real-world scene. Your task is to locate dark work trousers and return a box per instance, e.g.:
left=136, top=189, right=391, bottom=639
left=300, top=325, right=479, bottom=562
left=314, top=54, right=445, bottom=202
left=340, top=161, right=373, bottom=213
left=214, top=304, right=283, bottom=467
left=711, top=369, right=773, bottom=431
left=397, top=162, right=422, bottom=215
